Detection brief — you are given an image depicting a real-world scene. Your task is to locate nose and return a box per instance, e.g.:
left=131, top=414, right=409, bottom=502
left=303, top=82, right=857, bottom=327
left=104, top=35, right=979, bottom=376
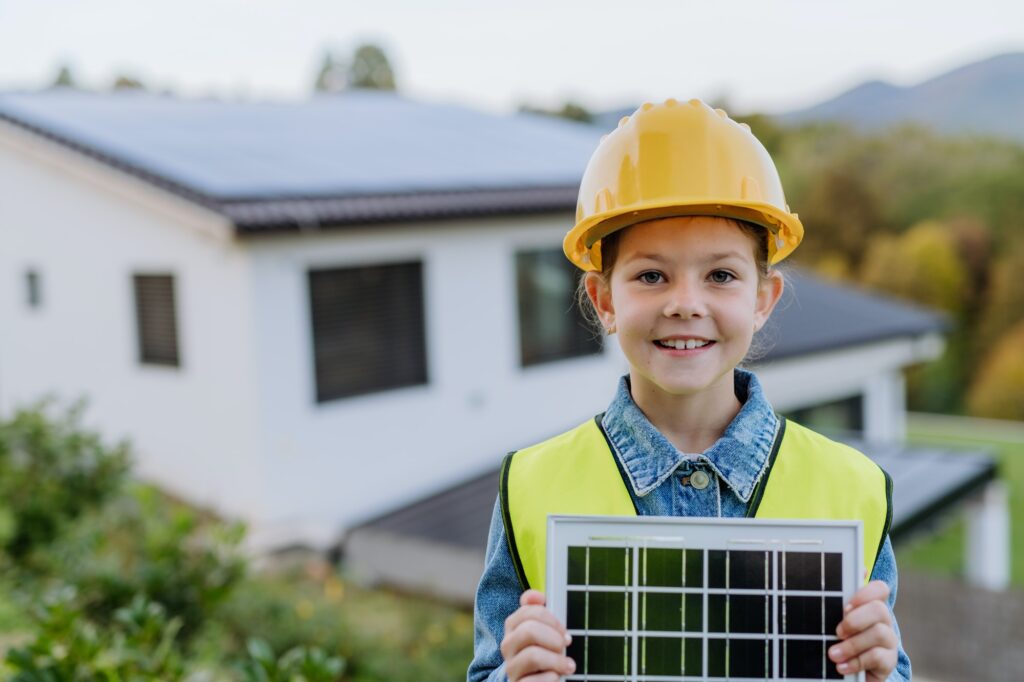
left=662, top=279, right=708, bottom=319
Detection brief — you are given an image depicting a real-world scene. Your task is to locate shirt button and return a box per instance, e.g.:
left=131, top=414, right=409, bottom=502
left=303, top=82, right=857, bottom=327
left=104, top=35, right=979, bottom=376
left=690, top=470, right=711, bottom=490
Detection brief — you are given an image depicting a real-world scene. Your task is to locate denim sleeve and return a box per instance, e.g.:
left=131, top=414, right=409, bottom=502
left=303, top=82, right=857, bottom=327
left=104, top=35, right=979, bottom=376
left=868, top=535, right=913, bottom=681
left=467, top=496, right=520, bottom=682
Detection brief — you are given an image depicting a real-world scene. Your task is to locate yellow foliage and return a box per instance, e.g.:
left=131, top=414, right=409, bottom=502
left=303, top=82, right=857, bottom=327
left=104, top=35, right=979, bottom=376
left=967, top=321, right=1024, bottom=420
left=860, top=221, right=967, bottom=314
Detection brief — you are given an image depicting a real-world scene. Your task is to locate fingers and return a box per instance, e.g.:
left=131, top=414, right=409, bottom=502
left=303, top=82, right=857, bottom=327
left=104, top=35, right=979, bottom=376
left=831, top=593, right=898, bottom=680
left=505, top=645, right=576, bottom=681
left=505, top=604, right=566, bottom=640
left=501, top=618, right=571, bottom=661
left=521, top=589, right=547, bottom=607
left=835, top=597, right=891, bottom=640
left=845, top=580, right=890, bottom=609
left=829, top=642, right=897, bottom=678
left=502, top=591, right=575, bottom=682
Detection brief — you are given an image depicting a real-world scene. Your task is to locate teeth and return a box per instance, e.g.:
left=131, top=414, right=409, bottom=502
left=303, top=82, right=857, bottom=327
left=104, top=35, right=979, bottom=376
left=660, top=339, right=710, bottom=349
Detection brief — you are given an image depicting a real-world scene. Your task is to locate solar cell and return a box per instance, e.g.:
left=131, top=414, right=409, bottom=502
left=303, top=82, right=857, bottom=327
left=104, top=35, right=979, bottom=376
left=547, top=516, right=864, bottom=681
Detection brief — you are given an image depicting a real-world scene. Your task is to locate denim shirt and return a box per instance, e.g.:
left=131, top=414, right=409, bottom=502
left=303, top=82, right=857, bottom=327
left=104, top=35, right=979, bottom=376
left=468, top=369, right=912, bottom=681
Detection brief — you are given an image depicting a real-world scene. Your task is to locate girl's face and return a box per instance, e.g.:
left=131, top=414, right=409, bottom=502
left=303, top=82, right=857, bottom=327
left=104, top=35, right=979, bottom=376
left=587, top=216, right=783, bottom=403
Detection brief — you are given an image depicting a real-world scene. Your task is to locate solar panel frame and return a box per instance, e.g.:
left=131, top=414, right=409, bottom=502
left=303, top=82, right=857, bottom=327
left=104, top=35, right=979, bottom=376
left=546, top=516, right=864, bottom=682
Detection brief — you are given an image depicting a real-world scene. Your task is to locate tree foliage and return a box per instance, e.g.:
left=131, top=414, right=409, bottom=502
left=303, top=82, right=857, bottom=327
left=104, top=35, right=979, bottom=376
left=348, top=44, right=396, bottom=91
left=860, top=220, right=967, bottom=315
left=966, top=321, right=1024, bottom=420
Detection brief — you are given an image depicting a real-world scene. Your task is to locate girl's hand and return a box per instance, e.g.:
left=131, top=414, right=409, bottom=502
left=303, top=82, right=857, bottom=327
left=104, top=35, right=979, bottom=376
left=829, top=580, right=898, bottom=680
left=501, top=589, right=576, bottom=682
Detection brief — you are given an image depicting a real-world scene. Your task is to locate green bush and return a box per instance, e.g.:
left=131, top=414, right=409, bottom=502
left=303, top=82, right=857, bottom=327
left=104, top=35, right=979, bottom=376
left=235, top=638, right=345, bottom=682
left=0, top=400, right=129, bottom=560
left=5, top=587, right=185, bottom=681
left=40, top=485, right=246, bottom=643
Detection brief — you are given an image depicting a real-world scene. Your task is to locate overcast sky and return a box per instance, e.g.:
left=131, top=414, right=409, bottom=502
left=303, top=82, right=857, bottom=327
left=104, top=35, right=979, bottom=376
left=2, top=1, right=1022, bottom=114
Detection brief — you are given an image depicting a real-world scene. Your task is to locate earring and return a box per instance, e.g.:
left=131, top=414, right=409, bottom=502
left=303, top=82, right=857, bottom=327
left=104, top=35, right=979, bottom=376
left=606, top=323, right=617, bottom=335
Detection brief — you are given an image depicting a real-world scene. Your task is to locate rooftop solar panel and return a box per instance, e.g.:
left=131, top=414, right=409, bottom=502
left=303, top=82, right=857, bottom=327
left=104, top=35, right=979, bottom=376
left=0, top=89, right=601, bottom=199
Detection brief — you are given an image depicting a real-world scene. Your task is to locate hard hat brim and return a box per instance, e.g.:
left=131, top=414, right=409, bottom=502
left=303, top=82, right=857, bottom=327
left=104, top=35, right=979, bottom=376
left=563, top=199, right=804, bottom=271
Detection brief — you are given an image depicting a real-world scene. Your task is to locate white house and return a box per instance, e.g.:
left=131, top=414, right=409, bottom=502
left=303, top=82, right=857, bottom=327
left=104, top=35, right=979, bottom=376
left=0, top=89, right=960, bottom=557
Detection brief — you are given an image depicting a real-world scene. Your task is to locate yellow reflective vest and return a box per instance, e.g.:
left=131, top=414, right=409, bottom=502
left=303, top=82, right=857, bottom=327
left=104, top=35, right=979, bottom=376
left=499, top=416, right=892, bottom=593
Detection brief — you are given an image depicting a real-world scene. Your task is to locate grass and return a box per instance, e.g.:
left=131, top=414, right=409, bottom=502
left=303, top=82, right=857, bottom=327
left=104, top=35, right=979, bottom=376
left=897, top=412, right=1024, bottom=588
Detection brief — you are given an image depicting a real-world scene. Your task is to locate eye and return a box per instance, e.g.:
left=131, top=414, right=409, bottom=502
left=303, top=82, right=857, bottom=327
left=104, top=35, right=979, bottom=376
left=638, top=271, right=664, bottom=284
left=709, top=270, right=736, bottom=284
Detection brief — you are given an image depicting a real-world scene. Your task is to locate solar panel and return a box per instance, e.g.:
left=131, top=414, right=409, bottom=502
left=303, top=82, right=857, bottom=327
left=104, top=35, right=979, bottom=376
left=546, top=516, right=864, bottom=681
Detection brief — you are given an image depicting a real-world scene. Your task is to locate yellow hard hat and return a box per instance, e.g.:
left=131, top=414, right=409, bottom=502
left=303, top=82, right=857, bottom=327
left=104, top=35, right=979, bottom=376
left=563, top=98, right=804, bottom=271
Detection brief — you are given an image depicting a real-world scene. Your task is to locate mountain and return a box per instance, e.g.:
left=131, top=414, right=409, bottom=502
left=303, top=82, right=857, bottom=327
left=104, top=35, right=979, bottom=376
left=776, top=52, right=1024, bottom=141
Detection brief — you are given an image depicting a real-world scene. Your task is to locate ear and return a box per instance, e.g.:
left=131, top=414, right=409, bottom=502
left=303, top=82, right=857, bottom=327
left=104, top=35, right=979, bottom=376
left=753, top=270, right=784, bottom=332
left=584, top=271, right=616, bottom=333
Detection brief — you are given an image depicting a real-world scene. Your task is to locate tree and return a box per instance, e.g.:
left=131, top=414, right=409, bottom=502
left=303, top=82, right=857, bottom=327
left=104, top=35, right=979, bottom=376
left=519, top=101, right=593, bottom=124
left=112, top=74, right=145, bottom=91
left=975, top=240, right=1024, bottom=355
left=313, top=51, right=347, bottom=93
left=966, top=321, right=1024, bottom=420
left=51, top=63, right=76, bottom=89
left=860, top=220, right=967, bottom=315
left=348, top=43, right=396, bottom=90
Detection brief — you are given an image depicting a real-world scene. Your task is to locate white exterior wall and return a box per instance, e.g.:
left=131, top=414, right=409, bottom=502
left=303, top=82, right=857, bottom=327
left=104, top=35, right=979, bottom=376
left=0, top=123, right=264, bottom=519
left=244, top=218, right=629, bottom=546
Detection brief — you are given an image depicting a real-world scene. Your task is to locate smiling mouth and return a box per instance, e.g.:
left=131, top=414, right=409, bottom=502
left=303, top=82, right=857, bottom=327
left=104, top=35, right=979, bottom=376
left=654, top=338, right=715, bottom=350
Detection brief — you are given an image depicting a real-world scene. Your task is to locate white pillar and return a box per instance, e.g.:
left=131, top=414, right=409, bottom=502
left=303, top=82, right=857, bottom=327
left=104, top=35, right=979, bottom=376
left=965, top=480, right=1011, bottom=591
left=862, top=371, right=906, bottom=444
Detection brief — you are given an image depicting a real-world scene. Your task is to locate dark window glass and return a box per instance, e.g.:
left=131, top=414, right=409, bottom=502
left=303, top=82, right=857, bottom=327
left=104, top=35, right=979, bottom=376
left=567, top=590, right=631, bottom=631
left=133, top=274, right=180, bottom=367
left=308, top=262, right=427, bottom=402
left=567, top=546, right=632, bottom=586
left=516, top=249, right=601, bottom=366
left=25, top=269, right=42, bottom=308
left=784, top=638, right=826, bottom=679
left=567, top=635, right=630, bottom=675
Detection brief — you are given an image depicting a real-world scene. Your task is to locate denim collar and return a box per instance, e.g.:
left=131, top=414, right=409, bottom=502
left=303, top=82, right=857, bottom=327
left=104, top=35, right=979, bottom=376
left=600, top=369, right=779, bottom=503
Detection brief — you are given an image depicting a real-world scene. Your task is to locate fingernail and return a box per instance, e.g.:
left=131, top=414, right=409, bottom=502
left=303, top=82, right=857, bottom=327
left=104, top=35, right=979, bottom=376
left=828, top=645, right=841, bottom=660
left=844, top=603, right=853, bottom=613
left=837, top=662, right=850, bottom=674
left=564, top=632, right=572, bottom=645
left=566, top=658, right=576, bottom=673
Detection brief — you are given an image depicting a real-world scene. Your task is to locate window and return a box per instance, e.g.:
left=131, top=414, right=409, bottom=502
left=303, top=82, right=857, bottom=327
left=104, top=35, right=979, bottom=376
left=133, top=274, right=180, bottom=367
left=308, top=261, right=427, bottom=402
left=516, top=248, right=601, bottom=367
left=25, top=269, right=41, bottom=309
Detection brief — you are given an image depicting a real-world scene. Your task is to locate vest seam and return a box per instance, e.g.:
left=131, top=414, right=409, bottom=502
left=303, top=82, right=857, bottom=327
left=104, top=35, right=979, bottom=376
left=499, top=451, right=530, bottom=592
left=595, top=413, right=641, bottom=514
left=745, top=416, right=787, bottom=517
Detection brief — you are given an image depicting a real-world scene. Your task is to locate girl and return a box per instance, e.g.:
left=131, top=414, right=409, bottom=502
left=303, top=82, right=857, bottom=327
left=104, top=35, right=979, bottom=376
left=468, top=99, right=911, bottom=682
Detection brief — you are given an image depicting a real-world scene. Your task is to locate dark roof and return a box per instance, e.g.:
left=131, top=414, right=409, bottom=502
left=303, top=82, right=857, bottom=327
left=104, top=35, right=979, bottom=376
left=347, top=439, right=995, bottom=552
left=757, top=269, right=947, bottom=362
left=0, top=89, right=599, bottom=232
